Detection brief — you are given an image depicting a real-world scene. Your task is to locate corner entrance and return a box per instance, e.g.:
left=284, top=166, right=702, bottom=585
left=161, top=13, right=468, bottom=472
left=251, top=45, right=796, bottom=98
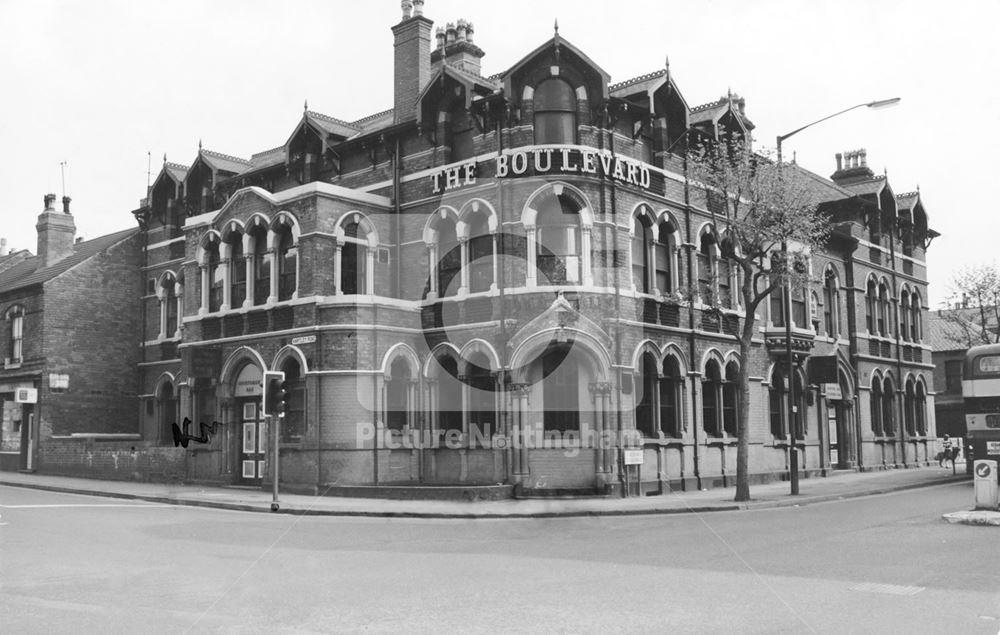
left=232, top=362, right=266, bottom=486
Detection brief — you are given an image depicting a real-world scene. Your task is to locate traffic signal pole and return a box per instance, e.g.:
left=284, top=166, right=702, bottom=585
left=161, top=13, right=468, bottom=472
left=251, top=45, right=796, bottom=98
left=262, top=370, right=286, bottom=512
left=271, top=412, right=280, bottom=512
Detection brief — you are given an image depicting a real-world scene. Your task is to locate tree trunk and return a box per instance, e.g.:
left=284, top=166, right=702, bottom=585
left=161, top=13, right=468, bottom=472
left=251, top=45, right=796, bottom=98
left=734, top=329, right=753, bottom=502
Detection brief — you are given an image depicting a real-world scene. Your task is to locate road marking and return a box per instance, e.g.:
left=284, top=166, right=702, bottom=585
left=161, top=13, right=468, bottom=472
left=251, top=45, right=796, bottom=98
left=0, top=503, right=173, bottom=509
left=850, top=582, right=925, bottom=596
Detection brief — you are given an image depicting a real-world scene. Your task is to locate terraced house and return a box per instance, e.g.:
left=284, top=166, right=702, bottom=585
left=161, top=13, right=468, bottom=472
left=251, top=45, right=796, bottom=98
left=3, top=0, right=939, bottom=497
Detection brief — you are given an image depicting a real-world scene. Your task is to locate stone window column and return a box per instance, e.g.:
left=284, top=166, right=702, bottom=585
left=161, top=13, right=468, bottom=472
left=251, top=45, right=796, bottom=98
left=427, top=244, right=439, bottom=298
left=525, top=227, right=537, bottom=287
left=199, top=265, right=209, bottom=315
left=221, top=258, right=232, bottom=311
left=333, top=244, right=343, bottom=296
left=243, top=254, right=254, bottom=309
left=174, top=283, right=183, bottom=338
left=581, top=226, right=593, bottom=286
left=458, top=237, right=469, bottom=296
left=268, top=245, right=279, bottom=305
left=490, top=233, right=499, bottom=292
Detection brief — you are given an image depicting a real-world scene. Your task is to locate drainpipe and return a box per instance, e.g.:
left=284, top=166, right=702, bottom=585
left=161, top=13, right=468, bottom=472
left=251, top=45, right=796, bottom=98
left=888, top=207, right=906, bottom=466
left=495, top=101, right=509, bottom=482
left=682, top=137, right=701, bottom=489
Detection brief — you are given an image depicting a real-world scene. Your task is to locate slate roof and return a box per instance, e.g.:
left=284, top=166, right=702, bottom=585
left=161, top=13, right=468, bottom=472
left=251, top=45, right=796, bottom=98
left=928, top=310, right=994, bottom=352
left=786, top=163, right=859, bottom=205
left=896, top=191, right=919, bottom=210
left=351, top=109, right=395, bottom=135
left=248, top=146, right=286, bottom=170
left=609, top=68, right=667, bottom=94
left=164, top=162, right=189, bottom=182
left=199, top=149, right=251, bottom=175
left=0, top=227, right=138, bottom=294
left=840, top=177, right=886, bottom=197
left=305, top=110, right=362, bottom=138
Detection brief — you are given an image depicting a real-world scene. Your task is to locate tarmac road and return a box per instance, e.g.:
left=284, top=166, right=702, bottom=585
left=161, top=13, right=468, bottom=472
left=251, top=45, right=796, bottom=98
left=1, top=481, right=997, bottom=634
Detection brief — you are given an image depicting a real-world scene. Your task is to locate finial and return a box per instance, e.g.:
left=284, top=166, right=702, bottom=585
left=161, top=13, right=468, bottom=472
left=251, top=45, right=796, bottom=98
left=304, top=98, right=308, bottom=112
left=198, top=138, right=203, bottom=151
left=163, top=153, right=167, bottom=165
left=554, top=18, right=559, bottom=36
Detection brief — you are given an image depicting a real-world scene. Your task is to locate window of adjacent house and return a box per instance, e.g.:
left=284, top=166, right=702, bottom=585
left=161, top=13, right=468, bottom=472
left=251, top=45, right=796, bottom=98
left=276, top=225, right=297, bottom=301
left=870, top=379, right=883, bottom=436
left=436, top=354, right=463, bottom=434
left=770, top=365, right=806, bottom=439
left=899, top=291, right=911, bottom=341
left=877, top=283, right=889, bottom=336
left=791, top=285, right=807, bottom=328
left=164, top=279, right=177, bottom=337
left=910, top=293, right=922, bottom=341
left=8, top=309, right=24, bottom=364
left=467, top=353, right=496, bottom=440
left=823, top=272, right=839, bottom=337
left=722, top=362, right=739, bottom=436
left=280, top=356, right=305, bottom=441
left=655, top=221, right=674, bottom=294
left=697, top=234, right=715, bottom=304
left=702, top=360, right=723, bottom=437
left=866, top=279, right=877, bottom=333
left=206, top=241, right=223, bottom=313
left=436, top=218, right=460, bottom=297
left=533, top=78, right=576, bottom=145
left=770, top=283, right=785, bottom=328
left=881, top=377, right=896, bottom=435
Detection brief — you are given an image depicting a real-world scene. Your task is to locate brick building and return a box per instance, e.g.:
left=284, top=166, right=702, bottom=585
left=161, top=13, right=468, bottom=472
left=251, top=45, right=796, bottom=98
left=10, top=1, right=939, bottom=495
left=0, top=195, right=141, bottom=473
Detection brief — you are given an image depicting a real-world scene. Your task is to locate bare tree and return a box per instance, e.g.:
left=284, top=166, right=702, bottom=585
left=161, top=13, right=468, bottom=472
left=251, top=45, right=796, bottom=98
left=944, top=264, right=1000, bottom=346
left=687, top=138, right=830, bottom=502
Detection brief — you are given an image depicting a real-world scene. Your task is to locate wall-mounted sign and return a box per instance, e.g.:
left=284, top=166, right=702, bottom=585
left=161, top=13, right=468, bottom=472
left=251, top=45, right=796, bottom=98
left=428, top=148, right=655, bottom=194
left=623, top=449, right=644, bottom=465
left=15, top=388, right=37, bottom=403
left=824, top=384, right=843, bottom=401
left=234, top=364, right=263, bottom=397
left=291, top=335, right=317, bottom=346
left=48, top=374, right=69, bottom=390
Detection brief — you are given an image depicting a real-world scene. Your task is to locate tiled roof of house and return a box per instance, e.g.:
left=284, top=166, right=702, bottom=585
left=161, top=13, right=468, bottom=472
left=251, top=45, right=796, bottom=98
left=351, top=109, right=395, bottom=135
left=786, top=163, right=859, bottom=205
left=199, top=149, right=251, bottom=175
left=840, top=176, right=886, bottom=196
left=0, top=227, right=138, bottom=294
left=164, top=162, right=189, bottom=182
left=248, top=146, right=286, bottom=170
left=896, top=191, right=919, bottom=209
left=609, top=68, right=667, bottom=94
left=928, top=310, right=993, bottom=352
left=305, top=110, right=362, bottom=138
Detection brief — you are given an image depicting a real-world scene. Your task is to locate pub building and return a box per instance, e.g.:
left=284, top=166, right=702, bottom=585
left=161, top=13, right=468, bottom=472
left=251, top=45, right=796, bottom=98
left=7, top=1, right=938, bottom=495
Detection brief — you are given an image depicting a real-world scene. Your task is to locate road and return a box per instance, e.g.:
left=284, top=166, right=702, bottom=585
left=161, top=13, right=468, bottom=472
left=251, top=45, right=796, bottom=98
left=1, top=481, right=998, bottom=634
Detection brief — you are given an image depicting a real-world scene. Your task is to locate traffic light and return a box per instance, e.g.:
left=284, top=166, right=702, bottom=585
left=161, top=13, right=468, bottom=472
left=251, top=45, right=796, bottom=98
left=275, top=380, right=290, bottom=417
left=262, top=370, right=285, bottom=415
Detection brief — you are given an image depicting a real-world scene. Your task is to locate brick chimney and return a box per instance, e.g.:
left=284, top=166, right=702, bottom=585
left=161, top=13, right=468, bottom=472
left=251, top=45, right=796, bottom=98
left=392, top=0, right=434, bottom=124
left=36, top=193, right=76, bottom=267
left=830, top=148, right=875, bottom=186
left=430, top=18, right=486, bottom=76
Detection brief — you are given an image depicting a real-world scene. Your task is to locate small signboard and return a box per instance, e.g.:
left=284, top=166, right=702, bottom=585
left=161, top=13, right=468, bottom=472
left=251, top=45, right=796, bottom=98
left=623, top=449, right=644, bottom=465
left=987, top=441, right=1000, bottom=454
left=234, top=364, right=263, bottom=397
left=15, top=387, right=37, bottom=403
left=291, top=335, right=316, bottom=346
left=824, top=383, right=843, bottom=400
left=809, top=356, right=839, bottom=384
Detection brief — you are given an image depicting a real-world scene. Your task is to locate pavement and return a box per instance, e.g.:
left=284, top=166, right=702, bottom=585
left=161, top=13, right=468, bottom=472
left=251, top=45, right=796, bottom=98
left=0, top=463, right=981, bottom=520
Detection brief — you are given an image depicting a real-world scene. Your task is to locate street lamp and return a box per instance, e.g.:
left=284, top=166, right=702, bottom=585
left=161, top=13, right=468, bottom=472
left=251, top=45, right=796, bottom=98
left=775, top=97, right=900, bottom=495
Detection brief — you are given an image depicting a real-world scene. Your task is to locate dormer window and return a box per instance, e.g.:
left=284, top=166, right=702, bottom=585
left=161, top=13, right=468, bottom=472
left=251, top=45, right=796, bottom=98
left=533, top=78, right=576, bottom=144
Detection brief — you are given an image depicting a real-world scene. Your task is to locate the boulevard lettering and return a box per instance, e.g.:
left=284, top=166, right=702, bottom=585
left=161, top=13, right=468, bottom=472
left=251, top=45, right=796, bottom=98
left=430, top=148, right=653, bottom=193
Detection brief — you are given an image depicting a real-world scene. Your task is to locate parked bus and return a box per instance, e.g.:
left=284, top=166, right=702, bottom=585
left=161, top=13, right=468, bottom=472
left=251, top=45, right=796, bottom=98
left=963, top=343, right=1000, bottom=467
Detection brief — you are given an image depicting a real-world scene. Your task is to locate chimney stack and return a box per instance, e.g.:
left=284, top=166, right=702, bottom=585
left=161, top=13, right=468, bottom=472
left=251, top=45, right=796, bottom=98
left=392, top=0, right=433, bottom=124
left=430, top=16, right=486, bottom=76
left=36, top=192, right=77, bottom=267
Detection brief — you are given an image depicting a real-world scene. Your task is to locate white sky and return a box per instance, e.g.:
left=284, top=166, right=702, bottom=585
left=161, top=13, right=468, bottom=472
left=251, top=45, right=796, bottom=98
left=2, top=0, right=995, bottom=306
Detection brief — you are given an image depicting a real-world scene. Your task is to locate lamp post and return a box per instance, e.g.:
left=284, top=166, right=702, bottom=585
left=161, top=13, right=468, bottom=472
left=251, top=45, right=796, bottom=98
left=775, top=97, right=900, bottom=495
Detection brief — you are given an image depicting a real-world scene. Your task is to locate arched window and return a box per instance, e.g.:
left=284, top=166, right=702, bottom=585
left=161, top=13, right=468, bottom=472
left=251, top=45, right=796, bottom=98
left=158, top=381, right=177, bottom=444
left=466, top=210, right=494, bottom=293
left=535, top=192, right=582, bottom=285
left=6, top=306, right=24, bottom=364
left=466, top=353, right=496, bottom=440
left=635, top=352, right=658, bottom=437
left=280, top=357, right=305, bottom=441
left=723, top=362, right=739, bottom=436
left=916, top=382, right=927, bottom=435
left=865, top=279, right=877, bottom=333
left=162, top=275, right=178, bottom=338
left=770, top=365, right=806, bottom=439
left=543, top=344, right=580, bottom=432
left=791, top=286, right=807, bottom=328
left=911, top=292, right=922, bottom=341
left=823, top=270, right=840, bottom=337
left=877, top=282, right=890, bottom=336
left=899, top=290, right=911, bottom=341
left=702, top=360, right=723, bottom=437
left=386, top=357, right=412, bottom=433
left=228, top=232, right=246, bottom=309
left=449, top=105, right=475, bottom=162
left=276, top=225, right=297, bottom=301
left=533, top=78, right=576, bottom=144
left=697, top=232, right=716, bottom=304
left=659, top=356, right=682, bottom=437
left=249, top=225, right=269, bottom=306
left=870, top=378, right=883, bottom=436
left=435, top=353, right=463, bottom=434
left=437, top=218, right=460, bottom=297
left=631, top=216, right=653, bottom=293
left=881, top=377, right=896, bottom=436
left=205, top=240, right=223, bottom=313
left=655, top=219, right=675, bottom=294
left=904, top=378, right=916, bottom=436
left=341, top=219, right=369, bottom=295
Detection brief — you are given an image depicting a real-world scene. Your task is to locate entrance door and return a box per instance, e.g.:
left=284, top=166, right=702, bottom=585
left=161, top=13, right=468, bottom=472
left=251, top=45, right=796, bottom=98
left=19, top=406, right=34, bottom=471
left=237, top=399, right=267, bottom=485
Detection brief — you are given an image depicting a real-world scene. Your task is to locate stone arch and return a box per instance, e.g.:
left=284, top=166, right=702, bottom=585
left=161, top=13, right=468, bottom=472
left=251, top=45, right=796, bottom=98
left=508, top=328, right=611, bottom=384
left=459, top=338, right=501, bottom=373
left=456, top=199, right=499, bottom=238
left=197, top=230, right=223, bottom=265
left=423, top=205, right=460, bottom=245
left=220, top=346, right=267, bottom=388
left=381, top=343, right=421, bottom=379
left=272, top=345, right=309, bottom=374
left=521, top=182, right=594, bottom=228
left=334, top=210, right=379, bottom=247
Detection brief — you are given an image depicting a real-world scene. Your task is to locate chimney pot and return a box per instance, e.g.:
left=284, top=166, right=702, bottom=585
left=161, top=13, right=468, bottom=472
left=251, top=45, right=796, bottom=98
left=457, top=19, right=467, bottom=41
left=413, top=0, right=424, bottom=16
left=400, top=0, right=413, bottom=20
left=44, top=193, right=56, bottom=211
left=62, top=195, right=72, bottom=214
left=835, top=153, right=843, bottom=171
left=466, top=22, right=474, bottom=43
left=860, top=149, right=867, bottom=168
left=446, top=22, right=456, bottom=44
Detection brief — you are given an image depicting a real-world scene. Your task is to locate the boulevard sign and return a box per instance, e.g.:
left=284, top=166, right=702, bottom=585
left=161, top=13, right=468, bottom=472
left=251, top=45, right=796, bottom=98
left=431, top=147, right=653, bottom=193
